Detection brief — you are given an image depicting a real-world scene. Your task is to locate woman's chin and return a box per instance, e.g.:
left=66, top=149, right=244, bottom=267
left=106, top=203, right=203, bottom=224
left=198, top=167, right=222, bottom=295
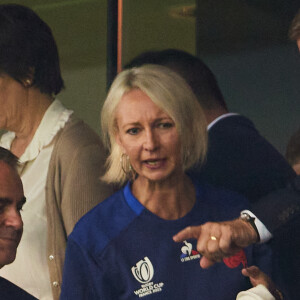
left=137, top=169, right=180, bottom=184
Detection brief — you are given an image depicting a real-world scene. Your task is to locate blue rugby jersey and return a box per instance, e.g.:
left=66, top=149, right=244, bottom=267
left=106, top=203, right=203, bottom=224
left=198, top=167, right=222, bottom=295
left=61, top=181, right=272, bottom=300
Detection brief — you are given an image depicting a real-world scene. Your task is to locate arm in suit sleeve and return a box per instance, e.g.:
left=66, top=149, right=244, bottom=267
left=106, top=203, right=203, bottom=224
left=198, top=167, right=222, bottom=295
left=250, top=176, right=300, bottom=236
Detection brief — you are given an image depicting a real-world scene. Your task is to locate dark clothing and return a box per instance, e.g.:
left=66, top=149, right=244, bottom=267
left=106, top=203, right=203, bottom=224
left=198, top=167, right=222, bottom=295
left=0, top=277, right=37, bottom=300
left=61, top=181, right=273, bottom=300
left=254, top=176, right=300, bottom=300
left=253, top=176, right=300, bottom=234
left=189, top=115, right=299, bottom=299
left=189, top=115, right=295, bottom=202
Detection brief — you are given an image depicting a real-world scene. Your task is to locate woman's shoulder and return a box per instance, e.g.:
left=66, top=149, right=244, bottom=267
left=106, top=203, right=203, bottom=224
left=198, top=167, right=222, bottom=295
left=69, top=187, right=139, bottom=254
left=51, top=115, right=107, bottom=163
left=57, top=115, right=103, bottom=147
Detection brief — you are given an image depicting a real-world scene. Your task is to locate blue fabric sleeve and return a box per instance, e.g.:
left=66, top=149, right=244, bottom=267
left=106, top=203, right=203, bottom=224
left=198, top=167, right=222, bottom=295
left=61, top=237, right=118, bottom=300
left=60, top=238, right=98, bottom=299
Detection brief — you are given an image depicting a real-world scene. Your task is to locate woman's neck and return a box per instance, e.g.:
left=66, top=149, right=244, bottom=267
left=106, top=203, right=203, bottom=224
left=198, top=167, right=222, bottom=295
left=10, top=90, right=53, bottom=157
left=131, top=173, right=196, bottom=220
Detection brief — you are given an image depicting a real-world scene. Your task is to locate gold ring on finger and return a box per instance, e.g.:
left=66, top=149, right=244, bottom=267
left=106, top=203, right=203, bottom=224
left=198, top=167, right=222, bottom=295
left=210, top=236, right=218, bottom=241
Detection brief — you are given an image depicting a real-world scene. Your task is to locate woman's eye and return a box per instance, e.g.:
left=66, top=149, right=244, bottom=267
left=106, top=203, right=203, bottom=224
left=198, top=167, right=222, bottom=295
left=126, top=128, right=140, bottom=135
left=158, top=122, right=173, bottom=129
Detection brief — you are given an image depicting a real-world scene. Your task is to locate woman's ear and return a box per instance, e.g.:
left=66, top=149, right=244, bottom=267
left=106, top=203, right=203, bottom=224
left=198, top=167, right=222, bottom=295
left=115, top=131, right=123, bottom=148
left=116, top=135, right=126, bottom=156
left=23, top=78, right=32, bottom=88
left=22, top=67, right=35, bottom=88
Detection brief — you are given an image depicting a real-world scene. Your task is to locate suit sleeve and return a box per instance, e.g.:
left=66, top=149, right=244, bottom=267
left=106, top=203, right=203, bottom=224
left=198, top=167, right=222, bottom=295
left=251, top=176, right=300, bottom=299
left=251, top=176, right=300, bottom=235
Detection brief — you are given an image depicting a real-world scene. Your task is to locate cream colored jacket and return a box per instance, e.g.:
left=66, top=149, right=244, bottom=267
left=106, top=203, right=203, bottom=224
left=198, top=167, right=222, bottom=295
left=45, top=116, right=112, bottom=300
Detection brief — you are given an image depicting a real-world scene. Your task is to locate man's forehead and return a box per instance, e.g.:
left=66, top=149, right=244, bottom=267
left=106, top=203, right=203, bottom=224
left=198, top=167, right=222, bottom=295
left=0, top=161, right=17, bottom=181
left=0, top=161, right=23, bottom=199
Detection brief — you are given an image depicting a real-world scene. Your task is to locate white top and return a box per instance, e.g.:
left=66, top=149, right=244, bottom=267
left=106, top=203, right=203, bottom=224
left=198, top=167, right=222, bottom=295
left=236, top=284, right=275, bottom=300
left=0, top=100, right=73, bottom=300
left=208, top=113, right=273, bottom=243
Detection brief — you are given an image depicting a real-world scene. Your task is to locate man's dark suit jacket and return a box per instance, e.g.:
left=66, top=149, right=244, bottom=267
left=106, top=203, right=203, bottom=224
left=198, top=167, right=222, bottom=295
left=0, top=276, right=37, bottom=300
left=253, top=176, right=300, bottom=300
left=188, top=115, right=300, bottom=299
left=189, top=115, right=295, bottom=202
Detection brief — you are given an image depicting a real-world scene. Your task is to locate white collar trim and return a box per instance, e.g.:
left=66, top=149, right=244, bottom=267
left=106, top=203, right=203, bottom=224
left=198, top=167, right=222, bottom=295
left=0, top=99, right=73, bottom=163
left=207, top=113, right=239, bottom=131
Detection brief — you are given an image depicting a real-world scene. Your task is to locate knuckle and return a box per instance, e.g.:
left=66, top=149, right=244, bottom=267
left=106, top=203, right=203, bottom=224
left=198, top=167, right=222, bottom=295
left=186, top=226, right=193, bottom=232
left=197, top=243, right=205, bottom=253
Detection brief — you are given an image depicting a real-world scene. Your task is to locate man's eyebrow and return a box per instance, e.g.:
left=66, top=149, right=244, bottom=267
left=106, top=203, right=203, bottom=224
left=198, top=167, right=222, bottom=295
left=0, top=197, right=26, bottom=205
left=0, top=198, right=12, bottom=205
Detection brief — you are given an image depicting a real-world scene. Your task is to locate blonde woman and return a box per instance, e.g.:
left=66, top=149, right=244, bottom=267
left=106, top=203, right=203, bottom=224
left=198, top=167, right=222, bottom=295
left=61, top=65, right=272, bottom=300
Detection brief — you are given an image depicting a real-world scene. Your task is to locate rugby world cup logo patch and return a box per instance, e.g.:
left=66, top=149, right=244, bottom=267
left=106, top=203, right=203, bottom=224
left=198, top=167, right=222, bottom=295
left=132, top=257, right=164, bottom=297
left=131, top=257, right=154, bottom=283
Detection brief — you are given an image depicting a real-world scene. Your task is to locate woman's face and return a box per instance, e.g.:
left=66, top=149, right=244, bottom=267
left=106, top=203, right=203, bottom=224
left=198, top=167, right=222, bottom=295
left=115, top=89, right=182, bottom=183
left=0, top=74, right=27, bottom=131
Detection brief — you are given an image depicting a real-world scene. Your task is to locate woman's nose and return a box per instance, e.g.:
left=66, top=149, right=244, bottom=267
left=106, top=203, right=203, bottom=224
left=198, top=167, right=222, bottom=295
left=143, top=130, right=158, bottom=151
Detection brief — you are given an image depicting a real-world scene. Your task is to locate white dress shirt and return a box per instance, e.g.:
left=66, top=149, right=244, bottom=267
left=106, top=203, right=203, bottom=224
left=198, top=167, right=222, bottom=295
left=0, top=100, right=73, bottom=299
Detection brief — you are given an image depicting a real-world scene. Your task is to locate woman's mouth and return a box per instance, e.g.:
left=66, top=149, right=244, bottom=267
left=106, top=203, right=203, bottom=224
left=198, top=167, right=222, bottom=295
left=144, top=159, right=166, bottom=168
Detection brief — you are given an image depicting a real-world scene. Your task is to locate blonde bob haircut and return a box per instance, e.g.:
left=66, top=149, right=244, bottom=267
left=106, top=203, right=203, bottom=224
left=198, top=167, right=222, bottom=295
left=101, top=64, right=207, bottom=185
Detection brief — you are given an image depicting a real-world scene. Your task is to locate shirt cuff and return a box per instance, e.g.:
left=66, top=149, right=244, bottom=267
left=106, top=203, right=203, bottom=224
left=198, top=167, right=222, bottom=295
left=236, top=284, right=275, bottom=300
left=241, top=210, right=273, bottom=243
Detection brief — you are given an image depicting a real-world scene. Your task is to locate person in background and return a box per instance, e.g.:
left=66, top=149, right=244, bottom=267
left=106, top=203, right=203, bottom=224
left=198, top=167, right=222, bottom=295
left=0, top=4, right=112, bottom=300
left=124, top=49, right=295, bottom=203
left=289, top=8, right=300, bottom=52
left=286, top=127, right=300, bottom=175
left=0, top=147, right=36, bottom=299
left=61, top=65, right=273, bottom=300
left=237, top=266, right=283, bottom=300
left=286, top=9, right=300, bottom=177
left=174, top=9, right=300, bottom=299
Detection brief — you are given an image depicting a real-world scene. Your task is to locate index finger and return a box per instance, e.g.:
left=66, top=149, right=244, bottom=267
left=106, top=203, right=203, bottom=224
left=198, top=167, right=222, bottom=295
left=173, top=225, right=202, bottom=242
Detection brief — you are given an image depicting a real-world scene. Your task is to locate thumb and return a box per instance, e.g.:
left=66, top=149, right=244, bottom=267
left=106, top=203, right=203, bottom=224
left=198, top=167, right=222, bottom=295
left=242, top=266, right=260, bottom=278
left=200, top=256, right=216, bottom=269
